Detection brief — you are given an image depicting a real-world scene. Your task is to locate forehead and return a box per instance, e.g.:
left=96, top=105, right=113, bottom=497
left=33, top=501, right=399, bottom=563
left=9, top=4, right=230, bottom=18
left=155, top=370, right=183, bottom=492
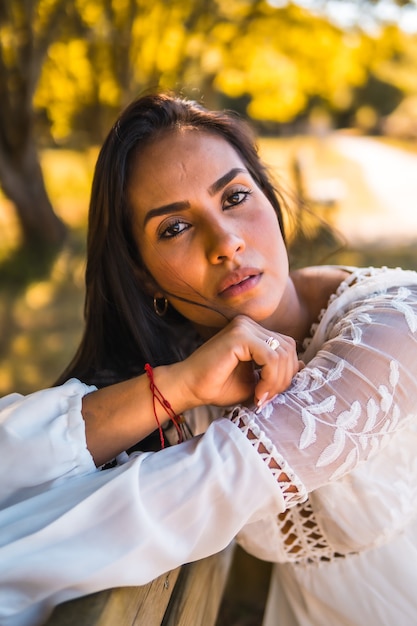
left=128, top=129, right=245, bottom=206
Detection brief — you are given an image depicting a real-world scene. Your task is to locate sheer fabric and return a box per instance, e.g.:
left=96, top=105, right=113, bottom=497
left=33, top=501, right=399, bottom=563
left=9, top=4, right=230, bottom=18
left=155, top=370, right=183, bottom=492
left=227, top=267, right=417, bottom=625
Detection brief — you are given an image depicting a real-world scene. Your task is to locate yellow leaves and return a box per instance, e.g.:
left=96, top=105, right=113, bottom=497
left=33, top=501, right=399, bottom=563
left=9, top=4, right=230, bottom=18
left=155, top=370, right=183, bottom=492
left=249, top=91, right=306, bottom=123
left=74, top=0, right=104, bottom=29
left=26, top=0, right=417, bottom=133
left=370, top=25, right=417, bottom=94
left=214, top=1, right=387, bottom=122
left=201, top=47, right=224, bottom=74
left=0, top=27, right=15, bottom=68
left=213, top=7, right=314, bottom=121
left=35, top=0, right=64, bottom=32
left=157, top=25, right=186, bottom=74
left=35, top=39, right=94, bottom=140
left=211, top=21, right=238, bottom=44
left=216, top=42, right=306, bottom=121
left=216, top=0, right=259, bottom=21
left=131, top=5, right=188, bottom=83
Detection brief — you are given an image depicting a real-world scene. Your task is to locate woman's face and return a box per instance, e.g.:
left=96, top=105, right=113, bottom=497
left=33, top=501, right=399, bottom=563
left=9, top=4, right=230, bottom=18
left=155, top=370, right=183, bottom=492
left=130, top=128, right=290, bottom=331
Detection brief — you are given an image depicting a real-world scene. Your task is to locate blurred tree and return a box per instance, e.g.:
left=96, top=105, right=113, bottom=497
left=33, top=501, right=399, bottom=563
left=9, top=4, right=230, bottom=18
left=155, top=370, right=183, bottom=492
left=2, top=0, right=416, bottom=257
left=370, top=23, right=417, bottom=97
left=0, top=0, right=68, bottom=250
left=35, top=0, right=265, bottom=143
left=339, top=23, right=417, bottom=130
left=36, top=0, right=417, bottom=142
left=213, top=2, right=375, bottom=126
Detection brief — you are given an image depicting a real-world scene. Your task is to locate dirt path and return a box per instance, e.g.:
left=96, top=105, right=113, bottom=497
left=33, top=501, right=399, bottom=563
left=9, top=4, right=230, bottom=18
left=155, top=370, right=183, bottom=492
left=329, top=135, right=417, bottom=245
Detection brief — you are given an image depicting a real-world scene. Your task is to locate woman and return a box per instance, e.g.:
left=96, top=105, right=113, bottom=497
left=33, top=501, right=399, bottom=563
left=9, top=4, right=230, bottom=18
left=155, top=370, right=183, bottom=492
left=2, top=93, right=417, bottom=626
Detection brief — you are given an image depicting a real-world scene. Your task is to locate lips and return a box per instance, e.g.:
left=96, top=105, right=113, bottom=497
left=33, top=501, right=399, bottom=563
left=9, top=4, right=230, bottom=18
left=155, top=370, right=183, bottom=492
left=217, top=268, right=262, bottom=297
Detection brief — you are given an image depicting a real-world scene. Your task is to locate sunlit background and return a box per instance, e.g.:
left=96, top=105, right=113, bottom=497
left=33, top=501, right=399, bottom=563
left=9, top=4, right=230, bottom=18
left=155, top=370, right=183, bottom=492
left=1, top=0, right=417, bottom=396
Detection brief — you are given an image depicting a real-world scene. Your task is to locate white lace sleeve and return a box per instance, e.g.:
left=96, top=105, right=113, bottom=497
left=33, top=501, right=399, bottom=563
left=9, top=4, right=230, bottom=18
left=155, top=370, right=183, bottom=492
left=226, top=272, right=417, bottom=505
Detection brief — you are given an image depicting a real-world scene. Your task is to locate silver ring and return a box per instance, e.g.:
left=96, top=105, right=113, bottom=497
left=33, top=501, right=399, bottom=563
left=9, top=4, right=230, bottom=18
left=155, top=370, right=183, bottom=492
left=266, top=336, right=280, bottom=351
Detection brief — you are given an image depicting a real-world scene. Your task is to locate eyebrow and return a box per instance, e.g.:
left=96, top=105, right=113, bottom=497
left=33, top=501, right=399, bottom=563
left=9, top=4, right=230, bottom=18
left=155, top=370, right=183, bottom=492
left=208, top=167, right=247, bottom=196
left=143, top=167, right=248, bottom=228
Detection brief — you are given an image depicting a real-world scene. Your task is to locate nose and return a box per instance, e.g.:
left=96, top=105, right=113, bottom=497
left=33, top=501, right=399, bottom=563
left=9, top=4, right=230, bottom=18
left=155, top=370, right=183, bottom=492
left=205, top=220, right=245, bottom=264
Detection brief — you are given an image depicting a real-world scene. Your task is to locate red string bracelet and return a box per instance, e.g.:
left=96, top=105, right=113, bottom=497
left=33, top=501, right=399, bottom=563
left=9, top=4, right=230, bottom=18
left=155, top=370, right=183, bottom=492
left=144, top=363, right=184, bottom=449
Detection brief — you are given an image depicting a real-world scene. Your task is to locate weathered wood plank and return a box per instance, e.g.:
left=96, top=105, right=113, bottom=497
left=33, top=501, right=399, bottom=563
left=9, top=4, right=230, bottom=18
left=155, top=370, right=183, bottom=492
left=44, top=545, right=235, bottom=626
left=45, top=568, right=181, bottom=626
left=162, top=544, right=235, bottom=626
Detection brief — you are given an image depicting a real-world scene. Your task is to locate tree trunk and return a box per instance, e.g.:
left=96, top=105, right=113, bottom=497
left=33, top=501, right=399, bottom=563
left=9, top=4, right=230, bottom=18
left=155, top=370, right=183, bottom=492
left=0, top=0, right=69, bottom=251
left=0, top=138, right=67, bottom=249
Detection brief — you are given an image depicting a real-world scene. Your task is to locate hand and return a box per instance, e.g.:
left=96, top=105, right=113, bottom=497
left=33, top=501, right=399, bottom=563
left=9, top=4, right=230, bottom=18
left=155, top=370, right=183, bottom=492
left=178, top=315, right=301, bottom=411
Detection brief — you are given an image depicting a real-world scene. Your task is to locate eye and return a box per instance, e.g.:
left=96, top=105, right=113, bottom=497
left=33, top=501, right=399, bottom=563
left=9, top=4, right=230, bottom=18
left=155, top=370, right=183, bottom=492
left=223, top=188, right=252, bottom=209
left=158, top=219, right=190, bottom=239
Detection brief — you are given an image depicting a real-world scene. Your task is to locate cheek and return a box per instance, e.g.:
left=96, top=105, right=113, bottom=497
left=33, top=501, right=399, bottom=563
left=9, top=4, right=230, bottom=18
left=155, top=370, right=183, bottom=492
left=251, top=208, right=283, bottom=251
left=143, top=249, right=195, bottom=296
left=138, top=243, right=172, bottom=292
left=137, top=232, right=178, bottom=286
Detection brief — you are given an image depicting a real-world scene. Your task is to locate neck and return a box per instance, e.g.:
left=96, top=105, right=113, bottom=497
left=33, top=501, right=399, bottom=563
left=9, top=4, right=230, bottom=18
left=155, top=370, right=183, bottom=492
left=261, top=275, right=312, bottom=343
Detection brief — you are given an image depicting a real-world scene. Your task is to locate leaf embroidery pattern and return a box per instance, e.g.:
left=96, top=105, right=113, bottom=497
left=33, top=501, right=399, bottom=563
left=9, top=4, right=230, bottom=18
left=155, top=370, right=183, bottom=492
left=317, top=427, right=346, bottom=466
left=389, top=360, right=399, bottom=388
left=363, top=398, right=379, bottom=433
left=300, top=396, right=336, bottom=450
left=329, top=447, right=358, bottom=480
left=317, top=360, right=400, bottom=473
left=336, top=400, right=361, bottom=429
left=392, top=298, right=417, bottom=333
left=256, top=277, right=415, bottom=490
left=300, top=410, right=317, bottom=449
left=378, top=385, right=393, bottom=412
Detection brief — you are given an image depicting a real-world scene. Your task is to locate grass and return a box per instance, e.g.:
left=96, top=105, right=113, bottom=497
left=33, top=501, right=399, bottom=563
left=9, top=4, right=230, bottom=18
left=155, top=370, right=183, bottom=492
left=0, top=136, right=417, bottom=396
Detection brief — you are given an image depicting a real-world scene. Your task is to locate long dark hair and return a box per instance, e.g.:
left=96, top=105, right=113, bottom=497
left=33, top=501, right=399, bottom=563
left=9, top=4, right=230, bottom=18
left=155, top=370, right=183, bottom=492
left=56, top=93, right=286, bottom=387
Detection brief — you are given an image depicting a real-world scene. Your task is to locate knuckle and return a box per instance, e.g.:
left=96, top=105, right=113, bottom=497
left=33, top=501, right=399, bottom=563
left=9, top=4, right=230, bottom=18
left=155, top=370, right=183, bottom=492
left=233, top=314, right=251, bottom=328
left=229, top=314, right=252, bottom=336
left=285, top=335, right=297, bottom=350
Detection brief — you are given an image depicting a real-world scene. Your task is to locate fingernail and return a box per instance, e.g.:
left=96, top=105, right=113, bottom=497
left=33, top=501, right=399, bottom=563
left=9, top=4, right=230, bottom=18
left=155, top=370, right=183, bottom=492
left=256, top=392, right=268, bottom=407
left=255, top=393, right=278, bottom=415
left=255, top=392, right=268, bottom=414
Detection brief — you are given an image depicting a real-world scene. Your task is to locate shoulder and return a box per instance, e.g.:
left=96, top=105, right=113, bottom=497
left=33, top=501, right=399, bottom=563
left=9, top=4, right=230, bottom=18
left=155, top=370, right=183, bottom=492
left=290, top=265, right=350, bottom=323
left=301, top=266, right=417, bottom=361
left=291, top=265, right=349, bottom=286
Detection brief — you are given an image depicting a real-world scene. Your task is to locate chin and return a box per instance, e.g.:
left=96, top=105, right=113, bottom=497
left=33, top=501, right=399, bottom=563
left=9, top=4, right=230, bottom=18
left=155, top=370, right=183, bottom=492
left=254, top=306, right=281, bottom=328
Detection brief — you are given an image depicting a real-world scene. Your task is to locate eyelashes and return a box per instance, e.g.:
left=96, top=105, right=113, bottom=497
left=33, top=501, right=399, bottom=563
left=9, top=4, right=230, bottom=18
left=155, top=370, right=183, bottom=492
left=223, top=188, right=252, bottom=208
left=157, top=186, right=253, bottom=240
left=159, top=219, right=190, bottom=239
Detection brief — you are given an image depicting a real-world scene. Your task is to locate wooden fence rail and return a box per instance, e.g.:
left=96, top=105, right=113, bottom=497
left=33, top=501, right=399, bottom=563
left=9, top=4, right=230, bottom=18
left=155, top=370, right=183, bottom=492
left=44, top=545, right=235, bottom=626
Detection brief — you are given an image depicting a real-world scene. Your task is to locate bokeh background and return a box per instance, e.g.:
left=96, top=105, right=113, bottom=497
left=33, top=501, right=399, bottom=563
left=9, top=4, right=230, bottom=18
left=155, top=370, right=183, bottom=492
left=1, top=1, right=417, bottom=623
left=1, top=1, right=417, bottom=386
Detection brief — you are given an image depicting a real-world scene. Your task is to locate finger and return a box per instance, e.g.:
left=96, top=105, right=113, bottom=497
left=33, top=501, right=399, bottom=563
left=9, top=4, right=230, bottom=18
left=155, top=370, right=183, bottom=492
left=254, top=339, right=298, bottom=408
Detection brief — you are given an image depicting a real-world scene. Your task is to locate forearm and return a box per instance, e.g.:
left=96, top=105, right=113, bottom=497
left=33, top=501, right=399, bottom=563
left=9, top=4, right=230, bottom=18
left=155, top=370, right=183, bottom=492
left=82, top=316, right=301, bottom=466
left=1, top=420, right=284, bottom=626
left=82, top=363, right=191, bottom=466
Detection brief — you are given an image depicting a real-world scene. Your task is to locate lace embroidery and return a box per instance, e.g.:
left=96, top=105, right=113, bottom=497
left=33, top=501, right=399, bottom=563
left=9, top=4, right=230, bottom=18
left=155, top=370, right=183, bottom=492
left=227, top=408, right=308, bottom=508
left=275, top=500, right=354, bottom=564
left=228, top=268, right=417, bottom=565
left=229, top=407, right=357, bottom=564
left=301, top=266, right=390, bottom=354
left=281, top=358, right=401, bottom=481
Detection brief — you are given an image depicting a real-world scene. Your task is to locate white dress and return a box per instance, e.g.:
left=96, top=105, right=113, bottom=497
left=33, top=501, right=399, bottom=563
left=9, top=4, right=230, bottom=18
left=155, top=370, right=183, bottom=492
left=228, top=266, right=417, bottom=625
left=1, top=266, right=417, bottom=626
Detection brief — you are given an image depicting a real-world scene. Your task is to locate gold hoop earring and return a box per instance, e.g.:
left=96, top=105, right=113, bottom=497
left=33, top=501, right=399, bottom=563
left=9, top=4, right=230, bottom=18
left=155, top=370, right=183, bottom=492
left=153, top=296, right=168, bottom=317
